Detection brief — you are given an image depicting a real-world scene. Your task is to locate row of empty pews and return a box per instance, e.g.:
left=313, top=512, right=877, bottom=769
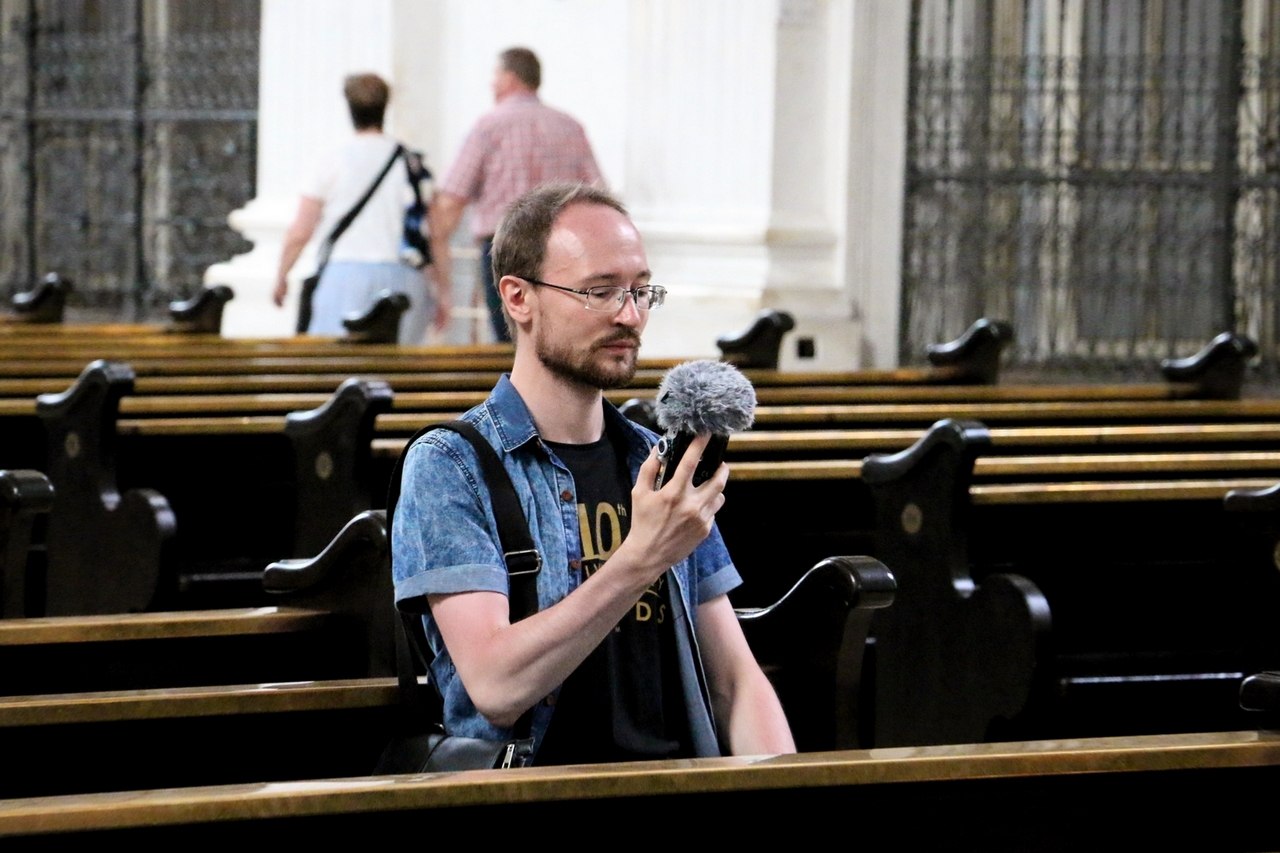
left=0, top=278, right=1278, bottom=847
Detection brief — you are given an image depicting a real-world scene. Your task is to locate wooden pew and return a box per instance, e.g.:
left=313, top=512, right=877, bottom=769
left=0, top=278, right=404, bottom=342
left=1, top=507, right=396, bottom=682
left=5, top=329, right=1259, bottom=615
left=0, top=730, right=1276, bottom=846
left=0, top=323, right=1244, bottom=614
left=0, top=677, right=402, bottom=800
left=0, top=316, right=1005, bottom=613
left=0, top=312, right=1012, bottom=387
left=1, top=279, right=236, bottom=336
left=261, top=509, right=897, bottom=756
left=0, top=495, right=894, bottom=798
left=0, top=508, right=406, bottom=797
left=840, top=419, right=1280, bottom=749
left=0, top=274, right=74, bottom=326
left=0, top=471, right=54, bottom=618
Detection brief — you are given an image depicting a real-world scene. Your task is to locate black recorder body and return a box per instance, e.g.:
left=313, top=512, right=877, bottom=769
left=651, top=359, right=757, bottom=489
left=656, top=431, right=730, bottom=488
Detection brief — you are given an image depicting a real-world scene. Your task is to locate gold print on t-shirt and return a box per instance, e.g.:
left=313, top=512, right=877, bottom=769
left=576, top=501, right=625, bottom=562
left=577, top=500, right=664, bottom=625
left=635, top=575, right=668, bottom=624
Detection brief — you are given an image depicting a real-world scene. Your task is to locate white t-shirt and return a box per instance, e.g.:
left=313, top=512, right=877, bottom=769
left=303, top=133, right=425, bottom=264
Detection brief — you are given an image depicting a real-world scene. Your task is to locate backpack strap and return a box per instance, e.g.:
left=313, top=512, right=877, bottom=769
left=386, top=420, right=542, bottom=739
left=315, top=143, right=404, bottom=274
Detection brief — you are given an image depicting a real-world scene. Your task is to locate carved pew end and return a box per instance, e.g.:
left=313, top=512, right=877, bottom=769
left=735, top=555, right=896, bottom=751
left=342, top=290, right=412, bottom=344
left=264, top=509, right=395, bottom=678
left=618, top=397, right=658, bottom=432
left=716, top=310, right=797, bottom=369
left=1159, top=331, right=1259, bottom=400
left=925, top=317, right=1014, bottom=385
left=1240, top=671, right=1280, bottom=714
left=10, top=272, right=72, bottom=324
left=166, top=284, right=235, bottom=335
left=0, top=470, right=56, bottom=618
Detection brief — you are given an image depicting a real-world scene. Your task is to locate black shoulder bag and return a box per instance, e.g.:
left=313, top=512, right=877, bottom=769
left=373, top=420, right=541, bottom=773
left=297, top=144, right=404, bottom=333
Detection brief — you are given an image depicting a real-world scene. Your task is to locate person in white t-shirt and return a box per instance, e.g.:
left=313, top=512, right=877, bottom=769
left=273, top=72, right=448, bottom=343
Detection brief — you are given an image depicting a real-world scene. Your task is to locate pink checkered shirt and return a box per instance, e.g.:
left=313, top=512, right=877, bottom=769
left=440, top=93, right=604, bottom=239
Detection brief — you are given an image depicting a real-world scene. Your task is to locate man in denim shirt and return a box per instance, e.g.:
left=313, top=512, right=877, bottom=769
left=392, top=181, right=795, bottom=764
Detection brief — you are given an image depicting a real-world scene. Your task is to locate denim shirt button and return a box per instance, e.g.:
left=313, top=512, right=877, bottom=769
left=559, top=489, right=573, bottom=502
left=569, top=559, right=581, bottom=571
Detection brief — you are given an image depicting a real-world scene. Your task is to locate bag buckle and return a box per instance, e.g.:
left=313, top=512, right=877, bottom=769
left=504, top=549, right=542, bottom=577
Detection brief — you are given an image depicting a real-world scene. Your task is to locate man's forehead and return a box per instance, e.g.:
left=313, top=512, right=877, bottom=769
left=545, top=203, right=647, bottom=270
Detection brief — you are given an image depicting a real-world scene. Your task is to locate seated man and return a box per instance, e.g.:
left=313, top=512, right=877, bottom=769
left=391, top=181, right=795, bottom=764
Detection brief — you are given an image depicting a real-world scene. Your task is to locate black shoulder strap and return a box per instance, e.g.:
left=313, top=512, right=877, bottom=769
left=387, top=420, right=541, bottom=616
left=314, top=143, right=404, bottom=273
left=387, top=419, right=541, bottom=738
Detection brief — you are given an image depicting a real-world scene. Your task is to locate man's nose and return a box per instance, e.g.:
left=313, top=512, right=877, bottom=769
left=613, top=291, right=644, bottom=325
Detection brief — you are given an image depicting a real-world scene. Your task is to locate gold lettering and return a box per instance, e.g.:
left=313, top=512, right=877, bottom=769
left=635, top=600, right=652, bottom=622
left=577, top=504, right=599, bottom=561
left=594, top=502, right=622, bottom=559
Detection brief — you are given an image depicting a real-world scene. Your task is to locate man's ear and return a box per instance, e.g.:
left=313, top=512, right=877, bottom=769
left=500, top=275, right=533, bottom=325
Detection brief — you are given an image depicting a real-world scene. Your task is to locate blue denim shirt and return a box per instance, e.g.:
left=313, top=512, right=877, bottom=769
left=391, top=374, right=742, bottom=759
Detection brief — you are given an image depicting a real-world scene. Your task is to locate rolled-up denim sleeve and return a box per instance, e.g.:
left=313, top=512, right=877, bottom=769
left=391, top=434, right=510, bottom=606
left=692, top=523, right=742, bottom=605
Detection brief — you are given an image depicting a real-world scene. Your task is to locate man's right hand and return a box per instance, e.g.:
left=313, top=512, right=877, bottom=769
left=622, top=435, right=728, bottom=578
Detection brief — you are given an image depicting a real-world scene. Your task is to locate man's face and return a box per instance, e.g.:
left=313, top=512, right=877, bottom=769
left=528, top=202, right=651, bottom=391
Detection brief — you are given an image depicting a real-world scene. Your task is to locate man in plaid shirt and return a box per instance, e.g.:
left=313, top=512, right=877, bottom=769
left=430, top=46, right=605, bottom=343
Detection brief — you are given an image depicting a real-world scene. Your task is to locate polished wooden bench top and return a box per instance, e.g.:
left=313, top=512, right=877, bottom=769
left=0, top=729, right=1274, bottom=837
left=11, top=393, right=1280, bottom=432
left=0, top=336, right=517, bottom=357
left=0, top=377, right=1216, bottom=407
left=0, top=607, right=333, bottom=646
left=0, top=677, right=399, bottom=727
left=968, top=477, right=1280, bottom=504
left=366, top=422, right=1280, bottom=460
left=750, top=398, right=1280, bottom=424
left=76, top=396, right=1274, bottom=428
left=721, top=452, right=1280, bottom=484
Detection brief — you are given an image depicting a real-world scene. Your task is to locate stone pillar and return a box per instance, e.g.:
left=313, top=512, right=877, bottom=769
left=208, top=1, right=911, bottom=368
left=845, top=0, right=910, bottom=368
left=206, top=0, right=441, bottom=338
left=621, top=0, right=902, bottom=369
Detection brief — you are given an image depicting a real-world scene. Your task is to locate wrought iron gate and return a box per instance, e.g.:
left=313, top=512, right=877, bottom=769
left=0, top=0, right=258, bottom=319
left=903, top=0, right=1280, bottom=381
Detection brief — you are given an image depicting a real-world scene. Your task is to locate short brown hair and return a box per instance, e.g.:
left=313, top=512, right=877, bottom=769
left=491, top=182, right=629, bottom=338
left=499, top=47, right=541, bottom=90
left=343, top=72, right=390, bottom=129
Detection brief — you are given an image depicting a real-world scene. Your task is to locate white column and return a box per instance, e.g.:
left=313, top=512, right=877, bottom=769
left=620, top=0, right=883, bottom=369
left=845, top=0, right=910, bottom=368
left=206, top=0, right=438, bottom=338
left=211, top=1, right=911, bottom=368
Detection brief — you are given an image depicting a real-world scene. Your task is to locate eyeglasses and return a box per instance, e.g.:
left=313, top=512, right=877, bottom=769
left=521, top=278, right=666, bottom=312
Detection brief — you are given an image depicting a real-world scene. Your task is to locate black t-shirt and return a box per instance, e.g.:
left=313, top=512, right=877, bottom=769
left=534, top=433, right=692, bottom=765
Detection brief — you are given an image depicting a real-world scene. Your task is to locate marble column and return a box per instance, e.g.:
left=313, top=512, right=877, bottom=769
left=206, top=0, right=443, bottom=338
left=207, top=0, right=911, bottom=369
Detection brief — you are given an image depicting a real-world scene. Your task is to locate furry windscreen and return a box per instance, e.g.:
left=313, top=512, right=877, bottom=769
left=654, top=359, right=757, bottom=435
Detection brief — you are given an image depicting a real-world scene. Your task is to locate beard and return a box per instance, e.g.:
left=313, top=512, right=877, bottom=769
left=534, top=327, right=642, bottom=390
